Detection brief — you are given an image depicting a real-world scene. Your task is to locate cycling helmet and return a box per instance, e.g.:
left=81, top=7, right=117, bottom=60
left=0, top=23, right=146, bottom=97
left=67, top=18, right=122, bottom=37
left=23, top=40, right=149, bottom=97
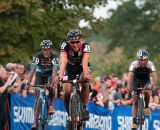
left=67, top=29, right=82, bottom=41
left=40, top=40, right=53, bottom=49
left=137, top=49, right=149, bottom=59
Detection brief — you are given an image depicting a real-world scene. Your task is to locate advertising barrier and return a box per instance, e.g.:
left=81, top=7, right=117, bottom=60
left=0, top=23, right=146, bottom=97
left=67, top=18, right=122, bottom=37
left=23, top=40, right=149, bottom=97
left=10, top=93, right=160, bottom=130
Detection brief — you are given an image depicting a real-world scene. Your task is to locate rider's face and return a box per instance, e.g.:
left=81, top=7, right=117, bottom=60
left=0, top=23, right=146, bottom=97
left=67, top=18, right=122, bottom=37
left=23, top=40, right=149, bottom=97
left=69, top=40, right=80, bottom=52
left=138, top=58, right=148, bottom=67
left=42, top=48, right=51, bottom=58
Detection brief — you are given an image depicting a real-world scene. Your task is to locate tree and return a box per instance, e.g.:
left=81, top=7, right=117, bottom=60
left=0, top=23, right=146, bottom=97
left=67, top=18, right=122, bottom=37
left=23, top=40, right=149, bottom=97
left=103, top=0, right=160, bottom=57
left=0, top=0, right=107, bottom=64
left=90, top=0, right=160, bottom=80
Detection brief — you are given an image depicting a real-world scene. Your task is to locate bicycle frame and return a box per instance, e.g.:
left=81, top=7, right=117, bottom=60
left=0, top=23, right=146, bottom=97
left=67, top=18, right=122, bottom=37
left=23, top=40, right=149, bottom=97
left=62, top=78, right=88, bottom=130
left=35, top=85, right=48, bottom=130
left=69, top=83, right=81, bottom=130
left=138, top=90, right=145, bottom=130
left=133, top=87, right=150, bottom=130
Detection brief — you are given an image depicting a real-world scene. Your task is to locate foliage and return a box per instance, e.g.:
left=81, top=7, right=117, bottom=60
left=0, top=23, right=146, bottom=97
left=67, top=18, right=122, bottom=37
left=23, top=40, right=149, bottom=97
left=91, top=0, right=160, bottom=82
left=103, top=0, right=160, bottom=57
left=0, top=0, right=107, bottom=64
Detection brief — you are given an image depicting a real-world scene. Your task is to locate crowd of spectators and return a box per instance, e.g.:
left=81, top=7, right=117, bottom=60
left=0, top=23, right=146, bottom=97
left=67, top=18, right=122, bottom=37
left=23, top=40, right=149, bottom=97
left=0, top=62, right=160, bottom=129
left=89, top=73, right=160, bottom=111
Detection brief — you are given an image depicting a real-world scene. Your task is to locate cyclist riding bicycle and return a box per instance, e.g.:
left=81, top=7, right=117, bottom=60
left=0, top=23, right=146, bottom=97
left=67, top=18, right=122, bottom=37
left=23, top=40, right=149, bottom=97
left=27, top=40, right=59, bottom=129
left=128, top=49, right=157, bottom=130
left=59, top=29, right=91, bottom=122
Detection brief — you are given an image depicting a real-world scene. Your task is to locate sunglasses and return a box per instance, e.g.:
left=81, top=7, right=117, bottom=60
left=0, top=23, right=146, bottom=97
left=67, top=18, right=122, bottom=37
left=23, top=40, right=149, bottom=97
left=70, top=41, right=79, bottom=44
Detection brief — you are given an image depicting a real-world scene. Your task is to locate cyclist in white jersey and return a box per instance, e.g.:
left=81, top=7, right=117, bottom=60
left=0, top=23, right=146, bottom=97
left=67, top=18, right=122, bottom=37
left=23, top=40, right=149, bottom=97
left=128, top=49, right=157, bottom=130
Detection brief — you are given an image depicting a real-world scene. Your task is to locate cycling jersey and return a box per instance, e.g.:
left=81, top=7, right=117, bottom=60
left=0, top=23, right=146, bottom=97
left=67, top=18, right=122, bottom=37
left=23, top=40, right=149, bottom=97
left=32, top=51, right=59, bottom=74
left=60, top=40, right=90, bottom=80
left=61, top=40, right=90, bottom=65
left=129, top=60, right=156, bottom=88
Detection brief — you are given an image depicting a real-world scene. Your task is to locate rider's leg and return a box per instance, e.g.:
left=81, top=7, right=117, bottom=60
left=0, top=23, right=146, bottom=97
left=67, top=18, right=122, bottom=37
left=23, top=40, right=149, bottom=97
left=31, top=72, right=42, bottom=129
left=80, top=73, right=90, bottom=121
left=63, top=83, right=72, bottom=114
left=132, top=97, right=138, bottom=129
left=48, top=87, right=56, bottom=114
left=144, top=91, right=150, bottom=116
left=80, top=72, right=90, bottom=103
left=81, top=83, right=89, bottom=104
left=32, top=89, right=40, bottom=129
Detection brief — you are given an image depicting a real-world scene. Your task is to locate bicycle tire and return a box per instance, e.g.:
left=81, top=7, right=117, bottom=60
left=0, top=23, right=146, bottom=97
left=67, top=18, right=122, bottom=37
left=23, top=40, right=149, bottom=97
left=36, top=98, right=43, bottom=130
left=70, top=94, right=79, bottom=130
left=137, top=98, right=145, bottom=130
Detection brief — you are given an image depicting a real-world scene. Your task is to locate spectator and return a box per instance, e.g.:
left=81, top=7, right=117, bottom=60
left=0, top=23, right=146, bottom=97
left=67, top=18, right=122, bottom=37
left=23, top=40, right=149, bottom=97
left=89, top=89, right=104, bottom=106
left=113, top=83, right=124, bottom=106
left=5, top=63, right=22, bottom=93
left=0, top=65, right=13, bottom=130
left=149, top=95, right=160, bottom=110
left=91, top=76, right=104, bottom=93
left=101, top=78, right=116, bottom=106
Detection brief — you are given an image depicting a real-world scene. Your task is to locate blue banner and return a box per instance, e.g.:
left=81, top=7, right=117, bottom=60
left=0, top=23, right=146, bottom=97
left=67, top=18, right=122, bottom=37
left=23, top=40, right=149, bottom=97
left=10, top=93, right=160, bottom=130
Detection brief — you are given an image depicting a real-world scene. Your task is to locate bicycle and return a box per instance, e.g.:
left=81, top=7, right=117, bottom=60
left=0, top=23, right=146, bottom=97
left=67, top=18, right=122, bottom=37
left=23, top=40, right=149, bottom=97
left=133, top=87, right=151, bottom=130
left=61, top=75, right=88, bottom=130
left=34, top=84, right=51, bottom=130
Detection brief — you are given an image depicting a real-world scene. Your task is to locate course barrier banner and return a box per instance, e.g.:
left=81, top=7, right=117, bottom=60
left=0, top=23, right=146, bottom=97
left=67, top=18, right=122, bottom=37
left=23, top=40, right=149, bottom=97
left=10, top=93, right=160, bottom=130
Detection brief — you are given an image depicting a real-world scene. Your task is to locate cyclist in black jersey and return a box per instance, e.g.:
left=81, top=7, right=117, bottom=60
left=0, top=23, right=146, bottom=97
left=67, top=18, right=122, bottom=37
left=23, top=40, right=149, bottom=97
left=59, top=29, right=91, bottom=122
left=27, top=40, right=59, bottom=129
left=128, top=49, right=157, bottom=130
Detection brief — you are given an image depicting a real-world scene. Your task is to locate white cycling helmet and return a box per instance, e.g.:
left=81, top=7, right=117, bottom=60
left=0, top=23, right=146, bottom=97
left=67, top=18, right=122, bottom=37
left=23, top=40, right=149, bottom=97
left=137, top=49, right=149, bottom=59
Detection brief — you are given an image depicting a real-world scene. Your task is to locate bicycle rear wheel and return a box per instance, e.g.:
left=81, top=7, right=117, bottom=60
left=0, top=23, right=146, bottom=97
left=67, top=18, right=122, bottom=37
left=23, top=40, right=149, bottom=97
left=137, top=98, right=145, bottom=130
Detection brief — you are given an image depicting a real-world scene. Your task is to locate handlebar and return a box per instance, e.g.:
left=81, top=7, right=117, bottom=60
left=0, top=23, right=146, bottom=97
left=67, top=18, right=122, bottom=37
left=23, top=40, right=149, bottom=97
left=132, top=87, right=151, bottom=91
left=60, top=79, right=88, bottom=84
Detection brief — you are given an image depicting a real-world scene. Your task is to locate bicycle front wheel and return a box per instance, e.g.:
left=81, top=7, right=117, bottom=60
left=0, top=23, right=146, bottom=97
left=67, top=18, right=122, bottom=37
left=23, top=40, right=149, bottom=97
left=70, top=94, right=79, bottom=130
left=36, top=99, right=43, bottom=130
left=137, top=98, right=145, bottom=130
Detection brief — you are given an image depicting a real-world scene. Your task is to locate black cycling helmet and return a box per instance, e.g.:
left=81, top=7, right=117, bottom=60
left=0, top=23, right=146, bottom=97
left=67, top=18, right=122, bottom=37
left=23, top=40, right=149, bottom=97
left=40, top=40, right=53, bottom=49
left=67, top=29, right=82, bottom=41
left=137, top=49, right=149, bottom=59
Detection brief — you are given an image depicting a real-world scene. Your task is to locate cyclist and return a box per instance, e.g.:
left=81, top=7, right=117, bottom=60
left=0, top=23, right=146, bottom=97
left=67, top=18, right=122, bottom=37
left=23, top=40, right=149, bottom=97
left=128, top=49, right=157, bottom=130
left=59, top=29, right=91, bottom=122
left=27, top=40, right=59, bottom=129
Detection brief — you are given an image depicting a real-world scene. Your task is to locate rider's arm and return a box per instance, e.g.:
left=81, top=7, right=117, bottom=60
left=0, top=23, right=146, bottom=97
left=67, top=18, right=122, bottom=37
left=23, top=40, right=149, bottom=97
left=150, top=71, right=157, bottom=88
left=59, top=52, right=68, bottom=79
left=128, top=62, right=135, bottom=90
left=82, top=43, right=91, bottom=78
left=27, top=63, right=36, bottom=85
left=149, top=61, right=157, bottom=88
left=128, top=71, right=133, bottom=90
left=82, top=53, right=90, bottom=76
